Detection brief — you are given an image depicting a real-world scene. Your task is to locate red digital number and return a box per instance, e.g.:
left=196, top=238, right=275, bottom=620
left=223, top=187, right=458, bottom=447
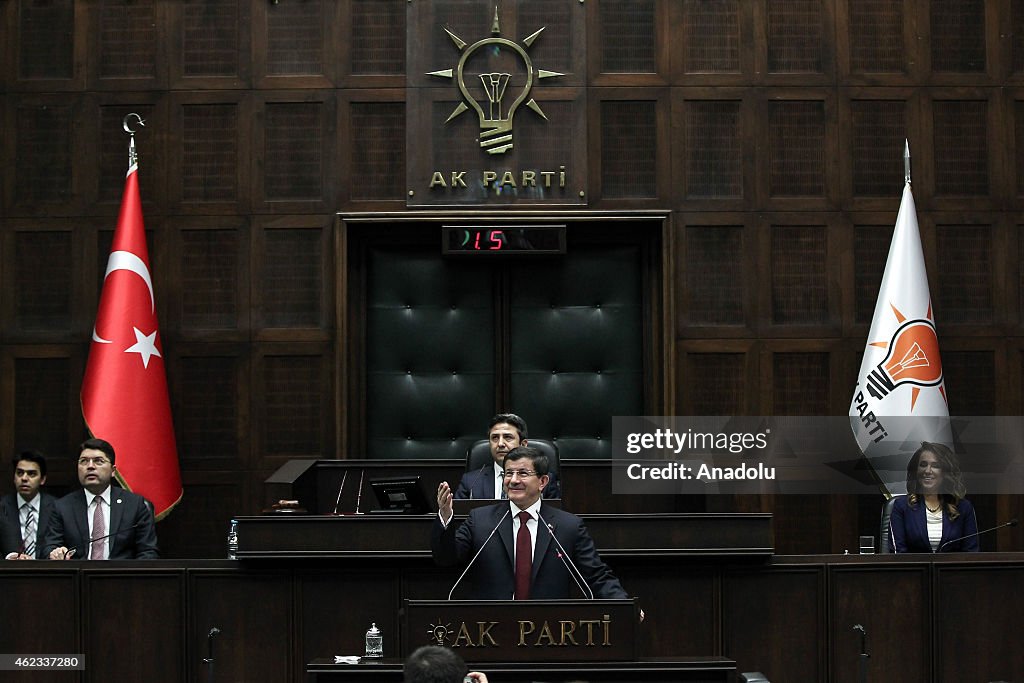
left=488, top=230, right=504, bottom=250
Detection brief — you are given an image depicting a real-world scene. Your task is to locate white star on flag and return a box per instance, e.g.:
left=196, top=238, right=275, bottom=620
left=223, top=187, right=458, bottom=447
left=125, top=327, right=162, bottom=368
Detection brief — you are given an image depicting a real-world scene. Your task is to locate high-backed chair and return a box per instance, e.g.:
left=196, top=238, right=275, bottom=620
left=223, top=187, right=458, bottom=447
left=466, top=438, right=560, bottom=479
left=878, top=495, right=900, bottom=553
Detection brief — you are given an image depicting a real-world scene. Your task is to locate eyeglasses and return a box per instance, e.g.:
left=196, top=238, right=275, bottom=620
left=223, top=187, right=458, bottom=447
left=502, top=469, right=537, bottom=480
left=77, top=457, right=110, bottom=467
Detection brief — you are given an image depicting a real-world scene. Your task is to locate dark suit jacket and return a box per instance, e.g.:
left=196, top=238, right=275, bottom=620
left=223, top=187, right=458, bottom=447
left=889, top=495, right=979, bottom=553
left=432, top=501, right=627, bottom=600
left=43, top=488, right=159, bottom=559
left=1, top=511, right=21, bottom=557
left=454, top=465, right=562, bottom=500
left=0, top=492, right=58, bottom=559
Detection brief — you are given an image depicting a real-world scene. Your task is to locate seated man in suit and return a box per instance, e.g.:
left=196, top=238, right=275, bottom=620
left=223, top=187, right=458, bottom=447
left=3, top=450, right=58, bottom=560
left=45, top=438, right=159, bottom=560
left=454, top=413, right=561, bottom=499
left=434, top=446, right=632, bottom=604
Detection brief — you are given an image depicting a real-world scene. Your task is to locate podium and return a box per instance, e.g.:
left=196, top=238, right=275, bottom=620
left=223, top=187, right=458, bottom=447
left=307, top=598, right=735, bottom=681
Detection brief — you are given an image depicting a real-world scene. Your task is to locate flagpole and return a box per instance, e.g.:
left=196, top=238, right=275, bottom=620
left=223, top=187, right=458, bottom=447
left=904, top=138, right=911, bottom=185
left=123, top=113, right=144, bottom=168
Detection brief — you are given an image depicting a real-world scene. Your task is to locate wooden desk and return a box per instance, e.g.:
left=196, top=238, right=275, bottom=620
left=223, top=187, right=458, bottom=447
left=234, top=512, right=774, bottom=559
left=307, top=656, right=737, bottom=682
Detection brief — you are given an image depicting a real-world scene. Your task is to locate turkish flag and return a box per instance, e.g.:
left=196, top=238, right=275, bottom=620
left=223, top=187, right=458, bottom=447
left=82, top=157, right=182, bottom=519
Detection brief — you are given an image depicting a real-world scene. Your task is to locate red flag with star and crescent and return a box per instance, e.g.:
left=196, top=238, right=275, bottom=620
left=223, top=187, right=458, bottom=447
left=82, top=150, right=182, bottom=519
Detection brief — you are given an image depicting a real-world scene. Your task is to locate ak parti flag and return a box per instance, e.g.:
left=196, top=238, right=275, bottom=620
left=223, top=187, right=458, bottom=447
left=82, top=145, right=182, bottom=519
left=849, top=180, right=950, bottom=496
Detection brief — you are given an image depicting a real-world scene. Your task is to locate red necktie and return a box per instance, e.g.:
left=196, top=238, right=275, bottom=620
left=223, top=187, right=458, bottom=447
left=90, top=497, right=106, bottom=560
left=514, top=511, right=532, bottom=599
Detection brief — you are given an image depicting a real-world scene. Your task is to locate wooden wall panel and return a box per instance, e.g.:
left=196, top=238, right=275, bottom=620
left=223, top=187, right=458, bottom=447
left=722, top=565, right=825, bottom=681
left=936, top=564, right=1024, bottom=682
left=189, top=571, right=293, bottom=683
left=83, top=571, right=184, bottom=683
left=831, top=564, right=929, bottom=683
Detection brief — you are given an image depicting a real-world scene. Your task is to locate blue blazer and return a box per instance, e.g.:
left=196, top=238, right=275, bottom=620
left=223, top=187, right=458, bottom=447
left=454, top=464, right=562, bottom=500
left=889, top=495, right=979, bottom=553
left=43, top=488, right=159, bottom=559
left=431, top=501, right=626, bottom=600
left=1, top=492, right=58, bottom=559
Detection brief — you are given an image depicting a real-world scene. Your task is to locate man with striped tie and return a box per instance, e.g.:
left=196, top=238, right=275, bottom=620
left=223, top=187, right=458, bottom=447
left=2, top=451, right=57, bottom=560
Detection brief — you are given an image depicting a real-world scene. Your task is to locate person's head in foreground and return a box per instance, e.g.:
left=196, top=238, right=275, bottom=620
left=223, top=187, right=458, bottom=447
left=403, top=645, right=487, bottom=683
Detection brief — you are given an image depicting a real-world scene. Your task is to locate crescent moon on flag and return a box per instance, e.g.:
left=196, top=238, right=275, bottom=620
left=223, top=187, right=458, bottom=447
left=91, top=250, right=156, bottom=344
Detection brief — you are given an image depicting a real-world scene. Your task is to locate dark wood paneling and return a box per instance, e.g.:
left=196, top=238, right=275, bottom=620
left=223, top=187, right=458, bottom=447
left=2, top=555, right=1024, bottom=683
left=721, top=565, right=825, bottom=681
left=831, top=564, right=929, bottom=683
left=83, top=571, right=184, bottom=683
left=0, top=569, right=79, bottom=682
left=298, top=570, right=402, bottom=678
left=936, top=563, right=1024, bottom=682
left=190, top=570, right=293, bottom=683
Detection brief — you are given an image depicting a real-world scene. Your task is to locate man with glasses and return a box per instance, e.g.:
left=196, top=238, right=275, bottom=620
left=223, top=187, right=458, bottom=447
left=433, top=446, right=628, bottom=601
left=44, top=438, right=159, bottom=560
left=2, top=450, right=57, bottom=560
left=454, top=413, right=561, bottom=500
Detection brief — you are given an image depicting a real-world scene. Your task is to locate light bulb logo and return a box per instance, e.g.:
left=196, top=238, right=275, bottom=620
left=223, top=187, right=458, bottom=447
left=427, top=7, right=563, bottom=155
left=866, top=318, right=944, bottom=402
left=427, top=620, right=453, bottom=646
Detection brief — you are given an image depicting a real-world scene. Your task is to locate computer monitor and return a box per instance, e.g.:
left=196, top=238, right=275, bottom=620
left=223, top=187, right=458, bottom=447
left=369, top=476, right=432, bottom=514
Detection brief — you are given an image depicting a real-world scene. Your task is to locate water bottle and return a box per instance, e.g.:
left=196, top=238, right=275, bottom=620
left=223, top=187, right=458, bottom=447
left=227, top=519, right=239, bottom=560
left=364, top=623, right=383, bottom=658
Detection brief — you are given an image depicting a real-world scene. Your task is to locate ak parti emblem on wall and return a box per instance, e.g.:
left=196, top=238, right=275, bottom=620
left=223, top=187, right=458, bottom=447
left=427, top=7, right=563, bottom=155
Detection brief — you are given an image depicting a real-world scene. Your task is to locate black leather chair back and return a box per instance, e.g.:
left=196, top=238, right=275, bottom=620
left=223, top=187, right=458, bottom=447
left=878, top=495, right=900, bottom=553
left=466, top=438, right=560, bottom=478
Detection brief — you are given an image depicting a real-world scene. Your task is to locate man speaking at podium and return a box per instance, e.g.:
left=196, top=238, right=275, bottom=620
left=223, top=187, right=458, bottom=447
left=433, top=446, right=629, bottom=601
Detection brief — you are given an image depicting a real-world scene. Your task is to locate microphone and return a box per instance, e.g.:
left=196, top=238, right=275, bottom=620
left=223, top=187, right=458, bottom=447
left=938, top=518, right=1018, bottom=552
left=538, top=513, right=594, bottom=600
left=447, top=509, right=510, bottom=600
left=64, top=521, right=142, bottom=559
left=354, top=470, right=365, bottom=514
left=331, top=471, right=348, bottom=515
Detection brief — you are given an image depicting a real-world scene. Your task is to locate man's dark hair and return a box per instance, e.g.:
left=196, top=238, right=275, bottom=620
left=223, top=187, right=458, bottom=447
left=488, top=413, right=528, bottom=440
left=502, top=445, right=549, bottom=477
left=403, top=645, right=467, bottom=683
left=12, top=449, right=47, bottom=477
left=79, top=437, right=116, bottom=466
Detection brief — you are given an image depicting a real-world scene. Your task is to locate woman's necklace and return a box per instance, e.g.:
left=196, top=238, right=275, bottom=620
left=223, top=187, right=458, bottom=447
left=925, top=500, right=942, bottom=513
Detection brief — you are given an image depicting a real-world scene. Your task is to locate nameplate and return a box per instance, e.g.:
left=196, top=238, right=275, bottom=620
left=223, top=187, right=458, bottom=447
left=402, top=599, right=636, bottom=662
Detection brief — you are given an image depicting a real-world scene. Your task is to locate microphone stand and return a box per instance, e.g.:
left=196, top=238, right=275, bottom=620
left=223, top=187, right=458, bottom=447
left=204, top=627, right=220, bottom=683
left=354, top=470, right=365, bottom=514
left=852, top=624, right=869, bottom=683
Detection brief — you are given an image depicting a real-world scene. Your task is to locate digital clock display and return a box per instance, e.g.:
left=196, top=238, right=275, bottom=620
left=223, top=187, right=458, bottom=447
left=442, top=226, right=566, bottom=255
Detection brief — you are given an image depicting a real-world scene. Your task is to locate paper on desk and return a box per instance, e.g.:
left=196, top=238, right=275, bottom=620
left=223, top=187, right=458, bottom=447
left=334, top=656, right=361, bottom=664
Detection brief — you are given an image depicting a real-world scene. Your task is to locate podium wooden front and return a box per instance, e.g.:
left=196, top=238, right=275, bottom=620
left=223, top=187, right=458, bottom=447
left=403, top=599, right=638, bottom=661
left=306, top=657, right=737, bottom=683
